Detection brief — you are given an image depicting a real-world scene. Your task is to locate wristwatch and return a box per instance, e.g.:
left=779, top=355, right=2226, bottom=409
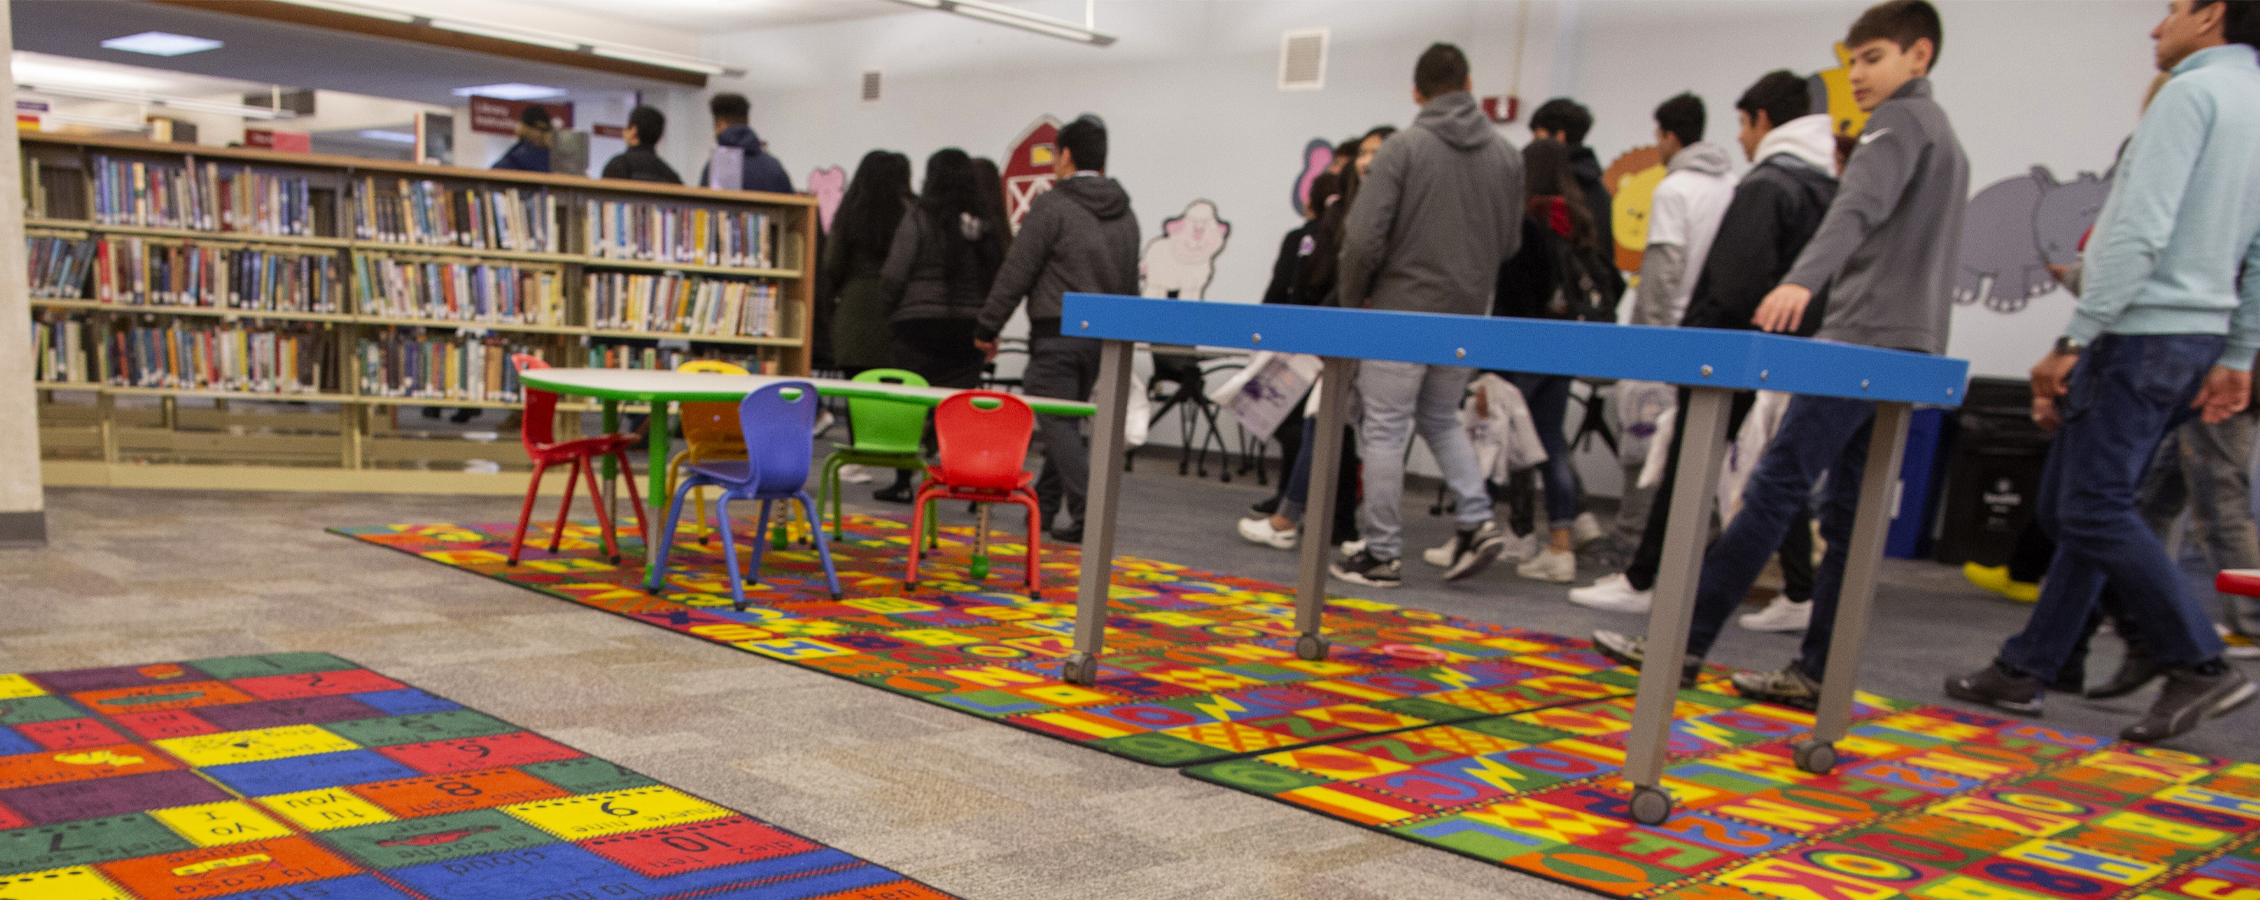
left=2052, top=336, right=2086, bottom=357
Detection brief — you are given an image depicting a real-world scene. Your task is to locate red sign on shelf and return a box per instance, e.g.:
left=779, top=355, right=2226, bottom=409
left=245, top=129, right=312, bottom=152
left=467, top=96, right=573, bottom=136
left=592, top=123, right=624, bottom=139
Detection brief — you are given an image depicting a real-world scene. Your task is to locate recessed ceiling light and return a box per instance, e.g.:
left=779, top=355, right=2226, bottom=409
left=100, top=32, right=224, bottom=57
left=358, top=129, right=417, bottom=144
left=450, top=83, right=566, bottom=101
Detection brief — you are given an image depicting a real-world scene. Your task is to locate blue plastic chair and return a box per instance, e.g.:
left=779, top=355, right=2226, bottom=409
left=646, top=381, right=844, bottom=608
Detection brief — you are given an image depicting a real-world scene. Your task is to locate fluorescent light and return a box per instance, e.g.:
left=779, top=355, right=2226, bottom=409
left=451, top=83, right=566, bottom=100
left=884, top=0, right=1115, bottom=46
left=264, top=0, right=744, bottom=78
left=357, top=129, right=416, bottom=143
left=100, top=32, right=225, bottom=57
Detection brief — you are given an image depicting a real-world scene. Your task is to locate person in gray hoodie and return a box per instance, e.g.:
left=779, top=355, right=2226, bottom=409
left=1330, top=43, right=1524, bottom=588
left=974, top=116, right=1141, bottom=542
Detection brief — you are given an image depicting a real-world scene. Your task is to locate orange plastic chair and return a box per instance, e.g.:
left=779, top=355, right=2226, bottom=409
left=663, top=359, right=811, bottom=546
left=507, top=353, right=646, bottom=564
left=907, top=390, right=1042, bottom=596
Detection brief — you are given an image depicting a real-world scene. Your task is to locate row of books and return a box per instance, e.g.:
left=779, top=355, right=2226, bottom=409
left=27, top=236, right=98, bottom=299
left=31, top=315, right=90, bottom=384
left=353, top=257, right=567, bottom=326
left=585, top=344, right=774, bottom=374
left=357, top=332, right=540, bottom=403
left=355, top=178, right=562, bottom=253
left=584, top=201, right=779, bottom=268
left=104, top=321, right=337, bottom=394
left=583, top=273, right=782, bottom=337
left=96, top=238, right=345, bottom=313
left=90, top=155, right=323, bottom=236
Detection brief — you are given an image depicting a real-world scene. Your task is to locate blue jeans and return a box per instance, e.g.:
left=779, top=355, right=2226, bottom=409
left=1685, top=394, right=1876, bottom=679
left=1280, top=418, right=1317, bottom=521
left=1509, top=373, right=1582, bottom=527
left=2000, top=334, right=2229, bottom=675
left=1356, top=361, right=1491, bottom=559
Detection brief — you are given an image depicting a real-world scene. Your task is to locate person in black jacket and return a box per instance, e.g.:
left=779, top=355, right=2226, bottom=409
left=1530, top=98, right=1624, bottom=300
left=698, top=93, right=792, bottom=194
left=491, top=106, right=552, bottom=173
left=1584, top=70, right=1843, bottom=684
left=601, top=106, right=682, bottom=184
left=873, top=148, right=1006, bottom=500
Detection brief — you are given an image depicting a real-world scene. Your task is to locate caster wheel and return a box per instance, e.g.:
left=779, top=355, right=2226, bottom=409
left=1793, top=739, right=1837, bottom=775
left=732, top=602, right=747, bottom=612
left=1060, top=653, right=1098, bottom=685
left=1296, top=634, right=1330, bottom=661
left=830, top=593, right=843, bottom=602
left=1630, top=785, right=1673, bottom=825
left=1029, top=589, right=1041, bottom=600
left=971, top=556, right=990, bottom=580
left=609, top=555, right=622, bottom=565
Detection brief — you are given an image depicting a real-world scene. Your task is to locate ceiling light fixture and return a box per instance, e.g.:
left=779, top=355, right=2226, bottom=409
left=268, top=0, right=745, bottom=77
left=99, top=31, right=225, bottom=57
left=883, top=0, right=1116, bottom=46
left=17, top=82, right=298, bottom=120
left=450, top=83, right=567, bottom=101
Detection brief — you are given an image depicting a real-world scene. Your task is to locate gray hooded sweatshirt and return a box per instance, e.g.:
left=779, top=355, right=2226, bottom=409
left=976, top=174, right=1141, bottom=341
left=1339, top=92, right=1524, bottom=316
left=1630, top=140, right=1738, bottom=327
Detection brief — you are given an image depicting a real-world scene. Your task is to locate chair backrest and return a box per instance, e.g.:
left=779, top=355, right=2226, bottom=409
left=933, top=390, right=1034, bottom=491
left=677, top=359, right=751, bottom=449
left=847, top=368, right=930, bottom=454
left=738, top=381, right=819, bottom=491
left=511, top=353, right=556, bottom=450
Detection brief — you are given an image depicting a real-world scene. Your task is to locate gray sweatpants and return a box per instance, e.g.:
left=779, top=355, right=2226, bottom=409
left=1023, top=335, right=1102, bottom=530
left=1355, top=360, right=1491, bottom=559
left=2145, top=411, right=2260, bottom=638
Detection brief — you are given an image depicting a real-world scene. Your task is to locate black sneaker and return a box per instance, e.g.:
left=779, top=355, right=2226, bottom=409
left=2121, top=664, right=2256, bottom=743
left=872, top=484, right=915, bottom=504
left=1443, top=521, right=1510, bottom=582
left=1331, top=549, right=1402, bottom=588
left=1944, top=660, right=2044, bottom=716
left=449, top=408, right=480, bottom=424
left=1049, top=525, right=1083, bottom=545
left=1590, top=630, right=1700, bottom=688
left=1250, top=496, right=1281, bottom=516
left=2086, top=647, right=2163, bottom=699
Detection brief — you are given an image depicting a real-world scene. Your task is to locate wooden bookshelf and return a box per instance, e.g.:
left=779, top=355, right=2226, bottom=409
left=22, top=132, right=819, bottom=494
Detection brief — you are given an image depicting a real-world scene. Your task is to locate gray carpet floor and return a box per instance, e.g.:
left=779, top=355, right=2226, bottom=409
left=1, top=449, right=2253, bottom=899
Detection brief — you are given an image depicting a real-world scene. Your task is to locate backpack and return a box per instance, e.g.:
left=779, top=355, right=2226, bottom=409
left=1539, top=228, right=1622, bottom=323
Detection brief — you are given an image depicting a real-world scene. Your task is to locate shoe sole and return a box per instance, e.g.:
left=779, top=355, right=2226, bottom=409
left=1944, top=680, right=2043, bottom=716
left=1737, top=687, right=1818, bottom=711
left=1737, top=617, right=1810, bottom=633
left=1329, top=565, right=1402, bottom=588
left=2210, top=679, right=2258, bottom=717
left=1443, top=541, right=1506, bottom=582
left=1519, top=570, right=1575, bottom=584
left=1569, top=594, right=1651, bottom=614
left=2083, top=673, right=2161, bottom=700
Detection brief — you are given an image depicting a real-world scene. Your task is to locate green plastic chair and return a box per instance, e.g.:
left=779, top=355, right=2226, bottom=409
left=817, top=368, right=936, bottom=540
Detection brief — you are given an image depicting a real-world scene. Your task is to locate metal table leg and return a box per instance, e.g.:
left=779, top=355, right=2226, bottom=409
left=1063, top=338, right=1135, bottom=685
left=601, top=400, right=619, bottom=555
left=1794, top=400, right=1912, bottom=774
left=1293, top=357, right=1355, bottom=661
left=1623, top=386, right=1734, bottom=825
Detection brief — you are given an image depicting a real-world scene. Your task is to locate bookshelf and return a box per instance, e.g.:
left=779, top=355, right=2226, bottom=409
left=20, top=132, right=817, bottom=494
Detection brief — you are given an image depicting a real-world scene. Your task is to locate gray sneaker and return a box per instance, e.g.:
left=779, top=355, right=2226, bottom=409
left=1944, top=660, right=2045, bottom=716
left=2122, top=665, right=2257, bottom=743
left=1734, top=664, right=1822, bottom=711
left=1331, top=549, right=1402, bottom=588
left=1443, top=521, right=1510, bottom=582
left=1590, top=630, right=1701, bottom=688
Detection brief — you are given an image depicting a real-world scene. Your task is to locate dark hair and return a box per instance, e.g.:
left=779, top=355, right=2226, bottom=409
left=1530, top=98, right=1594, bottom=146
left=2195, top=0, right=2260, bottom=48
left=919, top=148, right=993, bottom=286
left=1736, top=70, right=1813, bottom=132
left=833, top=150, right=913, bottom=265
left=1056, top=115, right=1108, bottom=172
left=1414, top=43, right=1470, bottom=98
left=1846, top=0, right=1944, bottom=69
left=709, top=93, right=750, bottom=124
left=1362, top=125, right=1397, bottom=145
left=970, top=156, right=1011, bottom=255
left=1333, top=138, right=1361, bottom=171
left=1524, top=139, right=1598, bottom=252
left=519, top=105, right=551, bottom=128
left=1307, top=170, right=1342, bottom=219
left=1299, top=161, right=1362, bottom=304
left=1654, top=93, right=1704, bottom=145
left=626, top=105, right=666, bottom=147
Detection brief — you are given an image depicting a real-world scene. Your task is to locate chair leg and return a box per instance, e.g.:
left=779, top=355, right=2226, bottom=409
left=582, top=456, right=620, bottom=562
left=1019, top=493, right=1043, bottom=598
left=714, top=497, right=747, bottom=611
left=646, top=477, right=702, bottom=591
left=548, top=457, right=580, bottom=553
left=799, top=493, right=844, bottom=601
left=906, top=487, right=929, bottom=588
left=750, top=499, right=773, bottom=589
left=510, top=459, right=548, bottom=565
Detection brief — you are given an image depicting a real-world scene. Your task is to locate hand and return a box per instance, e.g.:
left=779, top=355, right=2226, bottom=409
left=974, top=339, right=999, bottom=363
left=2029, top=350, right=2079, bottom=404
left=1752, top=284, right=1813, bottom=333
left=2045, top=263, right=2073, bottom=286
left=2031, top=395, right=2060, bottom=432
left=2193, top=365, right=2251, bottom=424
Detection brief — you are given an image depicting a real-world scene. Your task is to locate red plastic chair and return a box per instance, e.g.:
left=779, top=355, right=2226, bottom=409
left=508, top=353, right=647, bottom=564
left=908, top=390, right=1043, bottom=596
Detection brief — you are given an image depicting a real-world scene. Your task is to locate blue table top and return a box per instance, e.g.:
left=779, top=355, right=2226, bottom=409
left=1063, top=295, right=1968, bottom=406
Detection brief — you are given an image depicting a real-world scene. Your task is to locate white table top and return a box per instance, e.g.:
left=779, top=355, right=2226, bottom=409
left=516, top=369, right=1096, bottom=416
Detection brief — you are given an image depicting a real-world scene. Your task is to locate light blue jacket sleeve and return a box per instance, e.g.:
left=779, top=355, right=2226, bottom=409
left=2066, top=82, right=2208, bottom=350
left=2232, top=227, right=2260, bottom=370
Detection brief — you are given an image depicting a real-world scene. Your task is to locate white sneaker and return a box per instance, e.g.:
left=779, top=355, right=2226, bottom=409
left=1340, top=538, right=1366, bottom=556
left=1739, top=597, right=1813, bottom=633
left=815, top=410, right=837, bottom=435
left=1571, top=512, right=1607, bottom=548
left=1569, top=573, right=1652, bottom=613
left=1237, top=516, right=1298, bottom=550
left=1517, top=549, right=1576, bottom=584
left=837, top=463, right=876, bottom=484
left=1499, top=530, right=1541, bottom=564
left=1423, top=536, right=1456, bottom=568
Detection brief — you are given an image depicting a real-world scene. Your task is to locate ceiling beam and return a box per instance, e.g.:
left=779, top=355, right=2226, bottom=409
left=148, top=0, right=709, bottom=88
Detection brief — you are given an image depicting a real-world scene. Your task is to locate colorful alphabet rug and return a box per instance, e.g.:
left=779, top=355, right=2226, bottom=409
left=0, top=653, right=954, bottom=900
left=333, top=515, right=1730, bottom=767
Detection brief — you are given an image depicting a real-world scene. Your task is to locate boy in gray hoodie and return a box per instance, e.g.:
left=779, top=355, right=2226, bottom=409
left=1330, top=43, right=1524, bottom=588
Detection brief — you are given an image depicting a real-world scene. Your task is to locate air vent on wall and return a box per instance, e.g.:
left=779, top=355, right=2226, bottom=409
left=1279, top=28, right=1328, bottom=91
left=861, top=70, right=882, bottom=103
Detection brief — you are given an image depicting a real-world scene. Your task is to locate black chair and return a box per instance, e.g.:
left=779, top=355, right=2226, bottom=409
left=1135, top=348, right=1236, bottom=481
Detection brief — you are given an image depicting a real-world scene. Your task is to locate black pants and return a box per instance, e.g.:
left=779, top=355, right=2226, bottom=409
left=1268, top=399, right=1307, bottom=504
left=890, top=318, right=984, bottom=390
left=1622, top=389, right=1814, bottom=602
left=1025, top=336, right=1103, bottom=528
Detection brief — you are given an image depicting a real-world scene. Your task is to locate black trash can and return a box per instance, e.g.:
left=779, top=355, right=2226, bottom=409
left=1932, top=377, right=2052, bottom=567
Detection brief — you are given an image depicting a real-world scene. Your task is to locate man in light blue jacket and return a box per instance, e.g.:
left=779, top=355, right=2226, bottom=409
left=1949, top=0, right=2260, bottom=742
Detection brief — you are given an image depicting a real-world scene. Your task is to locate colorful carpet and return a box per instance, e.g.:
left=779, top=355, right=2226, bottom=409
left=0, top=653, right=955, bottom=900
left=333, top=515, right=1730, bottom=768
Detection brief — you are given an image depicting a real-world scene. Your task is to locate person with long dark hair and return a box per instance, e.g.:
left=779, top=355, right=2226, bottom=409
left=823, top=151, right=914, bottom=375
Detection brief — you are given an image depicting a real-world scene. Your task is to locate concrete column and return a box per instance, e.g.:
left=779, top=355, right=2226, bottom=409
left=0, top=0, right=50, bottom=546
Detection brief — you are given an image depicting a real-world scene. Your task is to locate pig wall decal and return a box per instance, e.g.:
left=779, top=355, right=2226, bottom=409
left=1140, top=200, right=1231, bottom=300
